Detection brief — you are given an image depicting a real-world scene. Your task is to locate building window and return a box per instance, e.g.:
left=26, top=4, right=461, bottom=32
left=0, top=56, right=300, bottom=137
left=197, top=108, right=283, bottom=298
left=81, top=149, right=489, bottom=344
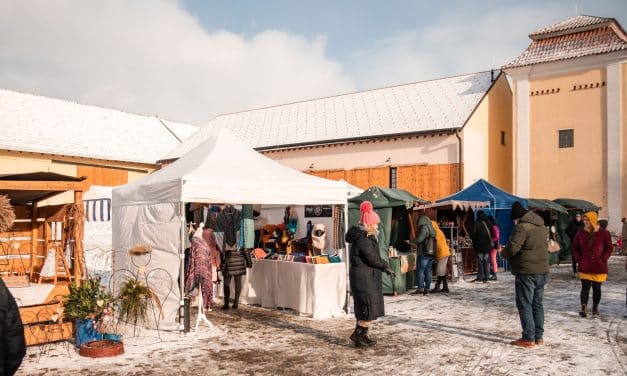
left=559, top=129, right=574, bottom=148
left=389, top=167, right=397, bottom=189
left=500, top=131, right=506, bottom=146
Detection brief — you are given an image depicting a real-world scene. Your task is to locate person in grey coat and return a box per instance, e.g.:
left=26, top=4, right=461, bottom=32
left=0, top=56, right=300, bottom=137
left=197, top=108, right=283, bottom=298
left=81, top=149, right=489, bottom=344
left=345, top=201, right=395, bottom=348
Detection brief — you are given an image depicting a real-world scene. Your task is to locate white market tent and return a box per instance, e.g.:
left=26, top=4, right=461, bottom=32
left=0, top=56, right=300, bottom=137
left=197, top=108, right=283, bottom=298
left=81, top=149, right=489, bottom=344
left=112, top=127, right=349, bottom=330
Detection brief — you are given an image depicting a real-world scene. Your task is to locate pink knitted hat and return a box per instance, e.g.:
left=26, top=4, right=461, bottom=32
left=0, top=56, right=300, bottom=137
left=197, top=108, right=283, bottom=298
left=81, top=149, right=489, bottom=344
left=359, top=201, right=380, bottom=226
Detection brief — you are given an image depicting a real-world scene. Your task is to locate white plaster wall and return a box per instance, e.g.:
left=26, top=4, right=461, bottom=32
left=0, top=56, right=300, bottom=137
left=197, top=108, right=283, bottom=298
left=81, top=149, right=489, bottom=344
left=265, top=134, right=458, bottom=171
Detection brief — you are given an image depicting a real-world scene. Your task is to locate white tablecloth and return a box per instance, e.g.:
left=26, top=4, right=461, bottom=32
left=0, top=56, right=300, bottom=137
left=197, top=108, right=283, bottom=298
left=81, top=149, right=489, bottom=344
left=220, top=259, right=347, bottom=319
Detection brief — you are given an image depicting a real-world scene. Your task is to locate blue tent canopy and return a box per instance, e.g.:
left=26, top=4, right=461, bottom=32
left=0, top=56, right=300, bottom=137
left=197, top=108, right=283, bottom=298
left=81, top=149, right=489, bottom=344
left=437, top=179, right=527, bottom=244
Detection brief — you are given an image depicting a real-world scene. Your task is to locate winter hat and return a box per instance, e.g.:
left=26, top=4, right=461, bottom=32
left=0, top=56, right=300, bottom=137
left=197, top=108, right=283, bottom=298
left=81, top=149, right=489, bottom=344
left=359, top=201, right=380, bottom=226
left=582, top=211, right=598, bottom=232
left=510, top=201, right=528, bottom=220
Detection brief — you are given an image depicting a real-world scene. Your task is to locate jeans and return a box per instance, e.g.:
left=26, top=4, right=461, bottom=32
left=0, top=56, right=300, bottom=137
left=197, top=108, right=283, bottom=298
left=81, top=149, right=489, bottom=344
left=476, top=253, right=490, bottom=281
left=417, top=255, right=434, bottom=290
left=515, top=274, right=548, bottom=341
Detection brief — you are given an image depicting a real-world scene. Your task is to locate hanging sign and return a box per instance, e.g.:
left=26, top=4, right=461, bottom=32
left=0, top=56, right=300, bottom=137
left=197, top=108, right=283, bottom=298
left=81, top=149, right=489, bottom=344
left=304, top=205, right=333, bottom=218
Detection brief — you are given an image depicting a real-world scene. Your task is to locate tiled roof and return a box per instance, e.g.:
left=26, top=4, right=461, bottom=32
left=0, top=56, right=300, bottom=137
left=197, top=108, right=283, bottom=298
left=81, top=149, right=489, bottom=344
left=165, top=70, right=500, bottom=158
left=504, top=16, right=627, bottom=69
left=0, top=89, right=198, bottom=165
left=529, top=15, right=615, bottom=39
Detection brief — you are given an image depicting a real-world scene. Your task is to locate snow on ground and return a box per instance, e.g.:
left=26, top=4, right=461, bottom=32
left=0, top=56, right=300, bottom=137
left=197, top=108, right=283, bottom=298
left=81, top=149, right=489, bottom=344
left=17, top=257, right=627, bottom=376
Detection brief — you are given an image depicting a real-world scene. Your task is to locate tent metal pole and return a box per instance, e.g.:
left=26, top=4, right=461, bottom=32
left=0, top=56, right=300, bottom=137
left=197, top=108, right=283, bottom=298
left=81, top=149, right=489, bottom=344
left=179, top=201, right=186, bottom=333
left=343, top=203, right=351, bottom=314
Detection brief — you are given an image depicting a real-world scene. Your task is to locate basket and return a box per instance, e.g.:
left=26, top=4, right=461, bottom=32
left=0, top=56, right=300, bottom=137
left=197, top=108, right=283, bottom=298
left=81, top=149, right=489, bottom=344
left=79, top=339, right=124, bottom=358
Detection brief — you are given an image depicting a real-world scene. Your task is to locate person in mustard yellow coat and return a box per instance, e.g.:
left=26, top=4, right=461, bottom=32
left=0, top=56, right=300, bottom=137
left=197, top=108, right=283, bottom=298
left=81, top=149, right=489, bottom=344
left=431, top=218, right=451, bottom=293
left=572, top=211, right=613, bottom=317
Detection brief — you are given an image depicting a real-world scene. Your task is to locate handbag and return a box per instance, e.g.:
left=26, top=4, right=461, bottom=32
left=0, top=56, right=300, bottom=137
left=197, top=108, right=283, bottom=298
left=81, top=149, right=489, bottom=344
left=482, top=221, right=496, bottom=249
left=548, top=239, right=560, bottom=253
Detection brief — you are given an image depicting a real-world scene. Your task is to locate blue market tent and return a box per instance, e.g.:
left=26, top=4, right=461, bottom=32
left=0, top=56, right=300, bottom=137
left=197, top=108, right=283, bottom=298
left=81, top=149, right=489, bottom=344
left=437, top=179, right=527, bottom=244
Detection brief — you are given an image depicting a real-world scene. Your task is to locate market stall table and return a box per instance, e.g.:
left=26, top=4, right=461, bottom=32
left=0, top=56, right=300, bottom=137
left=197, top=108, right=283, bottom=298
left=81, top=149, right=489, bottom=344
left=219, top=259, right=346, bottom=319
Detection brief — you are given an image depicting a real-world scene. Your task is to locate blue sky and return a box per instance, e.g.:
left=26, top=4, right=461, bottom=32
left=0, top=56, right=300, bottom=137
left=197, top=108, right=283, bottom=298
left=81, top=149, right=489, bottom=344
left=0, top=1, right=625, bottom=125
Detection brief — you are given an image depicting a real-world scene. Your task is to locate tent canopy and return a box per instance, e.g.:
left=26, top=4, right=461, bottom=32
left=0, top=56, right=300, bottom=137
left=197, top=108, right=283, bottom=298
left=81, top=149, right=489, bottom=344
left=553, top=198, right=600, bottom=212
left=114, top=127, right=349, bottom=206
left=348, top=186, right=428, bottom=210
left=437, top=179, right=527, bottom=244
left=527, top=199, right=568, bottom=214
left=112, top=127, right=349, bottom=329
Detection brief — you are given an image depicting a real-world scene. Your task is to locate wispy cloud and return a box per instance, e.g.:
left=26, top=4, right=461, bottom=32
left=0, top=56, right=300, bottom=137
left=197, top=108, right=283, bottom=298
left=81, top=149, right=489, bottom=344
left=0, top=1, right=354, bottom=125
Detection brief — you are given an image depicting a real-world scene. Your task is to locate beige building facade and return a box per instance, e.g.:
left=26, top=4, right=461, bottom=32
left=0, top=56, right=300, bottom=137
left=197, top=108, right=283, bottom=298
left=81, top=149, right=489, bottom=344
left=504, top=15, right=626, bottom=234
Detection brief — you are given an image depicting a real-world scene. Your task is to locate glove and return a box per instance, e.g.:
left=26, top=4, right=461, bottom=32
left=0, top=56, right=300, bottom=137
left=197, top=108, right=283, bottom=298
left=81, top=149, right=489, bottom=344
left=384, top=267, right=396, bottom=278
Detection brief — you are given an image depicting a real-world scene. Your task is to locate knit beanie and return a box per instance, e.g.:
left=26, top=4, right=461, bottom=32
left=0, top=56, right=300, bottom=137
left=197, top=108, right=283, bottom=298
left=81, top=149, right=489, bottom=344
left=511, top=201, right=528, bottom=220
left=359, top=201, right=380, bottom=226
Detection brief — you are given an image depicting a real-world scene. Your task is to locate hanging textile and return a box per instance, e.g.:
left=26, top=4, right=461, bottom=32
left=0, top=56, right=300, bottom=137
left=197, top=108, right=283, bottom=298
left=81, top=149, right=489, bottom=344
left=185, top=236, right=214, bottom=309
left=241, top=204, right=255, bottom=249
left=216, top=205, right=241, bottom=249
left=333, top=205, right=345, bottom=250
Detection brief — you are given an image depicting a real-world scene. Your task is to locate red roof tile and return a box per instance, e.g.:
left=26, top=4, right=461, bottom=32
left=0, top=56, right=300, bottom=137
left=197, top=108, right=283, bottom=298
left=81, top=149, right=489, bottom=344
left=503, top=16, right=627, bottom=69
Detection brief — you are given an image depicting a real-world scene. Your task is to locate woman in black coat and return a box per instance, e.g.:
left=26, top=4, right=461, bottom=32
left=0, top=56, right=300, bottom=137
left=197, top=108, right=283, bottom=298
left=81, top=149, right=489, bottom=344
left=345, top=201, right=395, bottom=348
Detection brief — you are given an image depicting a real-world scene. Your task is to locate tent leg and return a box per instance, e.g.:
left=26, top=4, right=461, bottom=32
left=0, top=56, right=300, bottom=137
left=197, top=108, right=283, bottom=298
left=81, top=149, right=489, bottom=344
left=179, top=202, right=186, bottom=333
left=343, top=203, right=351, bottom=314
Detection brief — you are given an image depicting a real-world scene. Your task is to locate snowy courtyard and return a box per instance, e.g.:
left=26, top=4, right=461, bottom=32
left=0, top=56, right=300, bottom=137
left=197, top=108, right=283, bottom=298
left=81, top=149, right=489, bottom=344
left=17, top=256, right=626, bottom=376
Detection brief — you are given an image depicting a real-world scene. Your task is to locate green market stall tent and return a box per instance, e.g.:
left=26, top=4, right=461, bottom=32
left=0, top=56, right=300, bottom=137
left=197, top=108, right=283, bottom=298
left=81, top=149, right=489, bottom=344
left=348, top=186, right=428, bottom=294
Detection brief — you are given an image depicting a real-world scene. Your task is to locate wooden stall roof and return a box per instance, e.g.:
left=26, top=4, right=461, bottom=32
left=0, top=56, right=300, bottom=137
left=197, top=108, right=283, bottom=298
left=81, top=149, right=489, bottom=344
left=0, top=172, right=87, bottom=205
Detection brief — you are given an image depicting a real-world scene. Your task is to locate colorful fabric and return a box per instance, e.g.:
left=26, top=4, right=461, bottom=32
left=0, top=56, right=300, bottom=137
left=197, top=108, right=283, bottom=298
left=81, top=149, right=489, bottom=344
left=241, top=204, right=255, bottom=249
left=216, top=205, right=241, bottom=248
left=185, top=236, right=214, bottom=308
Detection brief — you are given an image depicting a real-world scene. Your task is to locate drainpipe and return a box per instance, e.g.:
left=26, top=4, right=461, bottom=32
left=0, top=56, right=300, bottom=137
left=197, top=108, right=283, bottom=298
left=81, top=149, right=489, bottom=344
left=455, top=129, right=463, bottom=191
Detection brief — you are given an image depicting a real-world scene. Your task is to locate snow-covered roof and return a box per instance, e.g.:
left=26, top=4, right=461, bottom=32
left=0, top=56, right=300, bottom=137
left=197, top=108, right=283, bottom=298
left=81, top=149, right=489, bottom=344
left=503, top=15, right=627, bottom=69
left=0, top=89, right=198, bottom=164
left=164, top=70, right=500, bottom=158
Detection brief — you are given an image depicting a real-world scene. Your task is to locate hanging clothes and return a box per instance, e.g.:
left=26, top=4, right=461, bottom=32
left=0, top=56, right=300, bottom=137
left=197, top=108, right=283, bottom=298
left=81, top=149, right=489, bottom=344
left=216, top=204, right=241, bottom=249
left=241, top=204, right=255, bottom=249
left=185, top=235, right=215, bottom=309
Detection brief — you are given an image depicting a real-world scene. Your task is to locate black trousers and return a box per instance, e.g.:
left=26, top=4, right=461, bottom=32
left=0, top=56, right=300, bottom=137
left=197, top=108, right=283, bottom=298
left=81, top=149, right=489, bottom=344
left=223, top=275, right=243, bottom=305
left=580, top=279, right=602, bottom=306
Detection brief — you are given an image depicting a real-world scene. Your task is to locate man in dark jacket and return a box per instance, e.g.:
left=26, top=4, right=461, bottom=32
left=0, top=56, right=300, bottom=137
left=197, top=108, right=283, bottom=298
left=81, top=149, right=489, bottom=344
left=1, top=278, right=26, bottom=376
left=501, top=201, right=549, bottom=348
left=345, top=201, right=395, bottom=348
left=471, top=210, right=493, bottom=283
left=409, top=213, right=436, bottom=295
left=566, top=212, right=584, bottom=275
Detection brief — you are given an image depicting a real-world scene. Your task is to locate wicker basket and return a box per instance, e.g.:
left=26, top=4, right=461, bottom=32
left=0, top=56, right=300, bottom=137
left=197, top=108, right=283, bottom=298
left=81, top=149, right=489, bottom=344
left=79, top=340, right=124, bottom=358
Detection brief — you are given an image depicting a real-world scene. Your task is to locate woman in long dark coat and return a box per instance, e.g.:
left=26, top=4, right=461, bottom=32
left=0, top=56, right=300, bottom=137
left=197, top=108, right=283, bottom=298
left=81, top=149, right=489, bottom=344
left=345, top=201, right=395, bottom=348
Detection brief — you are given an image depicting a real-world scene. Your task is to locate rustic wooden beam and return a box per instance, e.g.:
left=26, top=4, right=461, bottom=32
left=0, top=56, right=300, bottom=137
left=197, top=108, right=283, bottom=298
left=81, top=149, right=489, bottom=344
left=0, top=181, right=87, bottom=191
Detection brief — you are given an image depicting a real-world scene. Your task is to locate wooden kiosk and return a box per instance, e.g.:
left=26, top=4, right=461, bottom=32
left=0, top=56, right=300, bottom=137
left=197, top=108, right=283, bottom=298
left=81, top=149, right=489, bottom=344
left=0, top=172, right=87, bottom=345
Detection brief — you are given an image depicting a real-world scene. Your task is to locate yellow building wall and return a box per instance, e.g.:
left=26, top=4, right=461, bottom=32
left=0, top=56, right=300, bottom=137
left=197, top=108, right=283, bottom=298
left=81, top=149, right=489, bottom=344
left=528, top=68, right=606, bottom=208
left=462, top=74, right=513, bottom=191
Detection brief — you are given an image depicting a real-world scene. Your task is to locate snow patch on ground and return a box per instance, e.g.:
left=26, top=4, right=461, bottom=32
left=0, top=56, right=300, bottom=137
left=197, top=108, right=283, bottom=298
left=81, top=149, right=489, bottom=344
left=17, top=257, right=627, bottom=375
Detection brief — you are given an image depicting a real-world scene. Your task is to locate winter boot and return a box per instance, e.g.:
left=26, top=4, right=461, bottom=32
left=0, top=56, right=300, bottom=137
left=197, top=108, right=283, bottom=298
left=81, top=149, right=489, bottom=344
left=221, top=298, right=230, bottom=310
left=430, top=277, right=442, bottom=293
left=410, top=288, right=423, bottom=295
left=592, top=304, right=599, bottom=316
left=350, top=326, right=370, bottom=348
left=232, top=302, right=238, bottom=310
left=441, top=277, right=449, bottom=294
left=362, top=327, right=377, bottom=346
left=579, top=304, right=587, bottom=318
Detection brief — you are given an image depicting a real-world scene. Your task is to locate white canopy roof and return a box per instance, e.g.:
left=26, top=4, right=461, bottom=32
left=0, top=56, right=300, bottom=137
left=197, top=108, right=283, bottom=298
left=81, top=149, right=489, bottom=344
left=114, top=126, right=348, bottom=206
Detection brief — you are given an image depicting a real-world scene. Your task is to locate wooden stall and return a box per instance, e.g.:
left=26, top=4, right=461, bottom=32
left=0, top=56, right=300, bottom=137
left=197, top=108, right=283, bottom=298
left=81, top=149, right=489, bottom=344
left=0, top=172, right=87, bottom=345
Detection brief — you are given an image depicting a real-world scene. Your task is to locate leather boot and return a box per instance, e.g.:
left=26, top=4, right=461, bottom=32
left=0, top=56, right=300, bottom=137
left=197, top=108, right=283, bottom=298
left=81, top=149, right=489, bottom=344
left=441, top=277, right=449, bottom=294
left=579, top=304, right=587, bottom=318
left=430, top=277, right=442, bottom=293
left=592, top=304, right=599, bottom=316
left=350, top=326, right=370, bottom=348
left=362, top=327, right=377, bottom=346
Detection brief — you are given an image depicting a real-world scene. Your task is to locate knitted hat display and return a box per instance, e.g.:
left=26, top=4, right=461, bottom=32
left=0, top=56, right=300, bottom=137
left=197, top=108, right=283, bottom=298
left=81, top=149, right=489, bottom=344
left=510, top=201, right=528, bottom=220
left=359, top=201, right=380, bottom=226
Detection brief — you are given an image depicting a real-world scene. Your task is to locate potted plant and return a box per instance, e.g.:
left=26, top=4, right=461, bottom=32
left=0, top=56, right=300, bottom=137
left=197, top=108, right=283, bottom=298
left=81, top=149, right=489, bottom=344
left=63, top=276, right=113, bottom=348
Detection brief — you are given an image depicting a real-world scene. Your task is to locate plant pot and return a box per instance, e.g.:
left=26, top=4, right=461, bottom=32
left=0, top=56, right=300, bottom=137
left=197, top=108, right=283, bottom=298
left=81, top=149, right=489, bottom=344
left=75, top=319, right=99, bottom=348
left=79, top=340, right=124, bottom=358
